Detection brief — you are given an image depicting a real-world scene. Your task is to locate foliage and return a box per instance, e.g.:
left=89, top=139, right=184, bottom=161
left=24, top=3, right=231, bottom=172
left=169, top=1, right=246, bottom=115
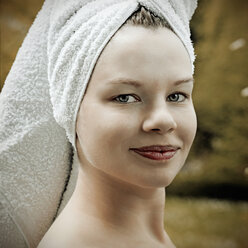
left=165, top=196, right=248, bottom=248
left=168, top=0, right=248, bottom=199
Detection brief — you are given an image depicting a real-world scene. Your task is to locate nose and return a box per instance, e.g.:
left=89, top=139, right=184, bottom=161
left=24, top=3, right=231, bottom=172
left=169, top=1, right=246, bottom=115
left=142, top=104, right=177, bottom=134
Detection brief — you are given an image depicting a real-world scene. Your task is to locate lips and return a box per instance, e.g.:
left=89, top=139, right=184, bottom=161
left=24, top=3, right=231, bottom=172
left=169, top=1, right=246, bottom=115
left=129, top=145, right=179, bottom=161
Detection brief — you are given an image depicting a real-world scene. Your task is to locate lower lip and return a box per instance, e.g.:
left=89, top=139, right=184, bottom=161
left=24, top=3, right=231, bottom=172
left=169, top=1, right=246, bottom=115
left=130, top=149, right=178, bottom=161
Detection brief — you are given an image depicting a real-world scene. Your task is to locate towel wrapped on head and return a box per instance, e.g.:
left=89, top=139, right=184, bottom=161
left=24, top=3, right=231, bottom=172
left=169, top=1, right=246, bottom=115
left=0, top=0, right=197, bottom=247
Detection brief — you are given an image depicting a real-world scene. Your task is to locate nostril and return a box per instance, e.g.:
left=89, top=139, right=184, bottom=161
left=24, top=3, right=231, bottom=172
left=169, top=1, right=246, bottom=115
left=152, top=128, right=160, bottom=132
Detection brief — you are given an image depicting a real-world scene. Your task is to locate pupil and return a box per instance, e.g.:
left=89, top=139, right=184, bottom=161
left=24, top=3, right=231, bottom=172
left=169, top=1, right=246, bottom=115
left=171, top=94, right=178, bottom=101
left=120, top=95, right=129, bottom=102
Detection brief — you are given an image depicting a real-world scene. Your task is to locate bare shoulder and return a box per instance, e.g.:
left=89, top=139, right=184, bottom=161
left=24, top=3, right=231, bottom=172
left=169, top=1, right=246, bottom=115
left=37, top=209, right=99, bottom=248
left=37, top=225, right=100, bottom=248
left=37, top=221, right=73, bottom=248
left=37, top=209, right=78, bottom=248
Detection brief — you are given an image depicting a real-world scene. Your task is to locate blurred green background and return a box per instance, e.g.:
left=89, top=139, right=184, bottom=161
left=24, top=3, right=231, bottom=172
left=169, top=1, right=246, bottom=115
left=1, top=0, right=247, bottom=247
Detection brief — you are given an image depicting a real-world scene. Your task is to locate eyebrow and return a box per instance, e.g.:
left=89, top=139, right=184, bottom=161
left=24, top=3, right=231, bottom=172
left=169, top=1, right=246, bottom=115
left=107, top=77, right=194, bottom=87
left=107, top=78, right=142, bottom=88
left=174, top=78, right=194, bottom=86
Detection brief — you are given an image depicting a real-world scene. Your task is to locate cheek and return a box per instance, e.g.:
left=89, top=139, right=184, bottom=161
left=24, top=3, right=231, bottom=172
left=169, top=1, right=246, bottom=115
left=176, top=106, right=197, bottom=147
left=76, top=103, right=138, bottom=164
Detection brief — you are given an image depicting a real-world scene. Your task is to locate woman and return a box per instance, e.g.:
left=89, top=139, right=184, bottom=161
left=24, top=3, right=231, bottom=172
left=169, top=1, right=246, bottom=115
left=0, top=1, right=197, bottom=247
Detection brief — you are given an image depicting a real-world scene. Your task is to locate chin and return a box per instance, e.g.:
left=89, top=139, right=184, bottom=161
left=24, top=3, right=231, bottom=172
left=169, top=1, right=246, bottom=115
left=131, top=173, right=177, bottom=189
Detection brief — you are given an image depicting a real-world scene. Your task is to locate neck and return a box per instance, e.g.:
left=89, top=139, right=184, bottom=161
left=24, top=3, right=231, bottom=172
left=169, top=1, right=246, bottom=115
left=66, top=163, right=171, bottom=245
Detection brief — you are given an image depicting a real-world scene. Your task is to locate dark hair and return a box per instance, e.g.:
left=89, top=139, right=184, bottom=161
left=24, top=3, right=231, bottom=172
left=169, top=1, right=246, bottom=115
left=125, top=6, right=172, bottom=30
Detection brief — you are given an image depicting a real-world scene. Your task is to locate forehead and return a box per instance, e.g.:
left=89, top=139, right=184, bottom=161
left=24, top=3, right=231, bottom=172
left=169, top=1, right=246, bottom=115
left=89, top=25, right=192, bottom=86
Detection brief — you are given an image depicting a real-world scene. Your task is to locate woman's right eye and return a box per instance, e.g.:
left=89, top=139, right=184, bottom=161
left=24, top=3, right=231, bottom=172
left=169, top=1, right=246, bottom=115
left=113, top=94, right=139, bottom=103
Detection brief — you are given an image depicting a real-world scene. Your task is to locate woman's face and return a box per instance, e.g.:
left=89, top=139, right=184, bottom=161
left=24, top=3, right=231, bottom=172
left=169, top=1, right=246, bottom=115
left=76, top=25, right=197, bottom=188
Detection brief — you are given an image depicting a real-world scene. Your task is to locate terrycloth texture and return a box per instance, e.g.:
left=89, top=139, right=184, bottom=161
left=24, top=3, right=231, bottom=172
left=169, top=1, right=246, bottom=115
left=0, top=0, right=197, bottom=247
left=0, top=1, right=72, bottom=247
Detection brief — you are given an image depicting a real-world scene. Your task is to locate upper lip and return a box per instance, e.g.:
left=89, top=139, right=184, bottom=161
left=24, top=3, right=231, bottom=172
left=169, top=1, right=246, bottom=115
left=129, top=145, right=180, bottom=152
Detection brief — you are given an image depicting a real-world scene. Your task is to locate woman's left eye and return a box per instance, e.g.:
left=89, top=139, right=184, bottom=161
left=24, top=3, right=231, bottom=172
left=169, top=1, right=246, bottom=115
left=167, top=93, right=187, bottom=102
left=113, top=94, right=139, bottom=103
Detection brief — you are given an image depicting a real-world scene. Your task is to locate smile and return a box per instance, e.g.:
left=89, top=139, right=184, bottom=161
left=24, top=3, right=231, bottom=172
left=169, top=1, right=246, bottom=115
left=129, top=145, right=180, bottom=161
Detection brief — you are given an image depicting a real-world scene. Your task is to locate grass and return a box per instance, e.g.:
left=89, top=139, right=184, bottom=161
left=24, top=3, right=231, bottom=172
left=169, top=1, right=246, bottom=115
left=164, top=196, right=248, bottom=248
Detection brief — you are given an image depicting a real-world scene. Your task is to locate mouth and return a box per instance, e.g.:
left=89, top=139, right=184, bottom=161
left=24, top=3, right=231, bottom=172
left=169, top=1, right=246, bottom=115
left=129, top=145, right=180, bottom=161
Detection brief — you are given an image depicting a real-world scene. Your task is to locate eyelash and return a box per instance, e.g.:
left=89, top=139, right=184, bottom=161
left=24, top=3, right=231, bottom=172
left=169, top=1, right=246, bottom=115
left=167, top=92, right=188, bottom=102
left=112, top=94, right=140, bottom=104
left=112, top=92, right=189, bottom=104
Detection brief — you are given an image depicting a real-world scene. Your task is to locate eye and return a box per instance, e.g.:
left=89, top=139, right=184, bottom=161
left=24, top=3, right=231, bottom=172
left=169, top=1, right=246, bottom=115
left=167, top=93, right=187, bottom=102
left=113, top=94, right=140, bottom=103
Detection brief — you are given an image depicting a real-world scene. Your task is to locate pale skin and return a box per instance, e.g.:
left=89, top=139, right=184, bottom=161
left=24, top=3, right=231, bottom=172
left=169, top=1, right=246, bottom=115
left=38, top=25, right=197, bottom=248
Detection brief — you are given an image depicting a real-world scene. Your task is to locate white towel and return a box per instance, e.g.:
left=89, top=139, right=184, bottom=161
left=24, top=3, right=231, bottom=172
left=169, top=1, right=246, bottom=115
left=0, top=0, right=197, bottom=247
